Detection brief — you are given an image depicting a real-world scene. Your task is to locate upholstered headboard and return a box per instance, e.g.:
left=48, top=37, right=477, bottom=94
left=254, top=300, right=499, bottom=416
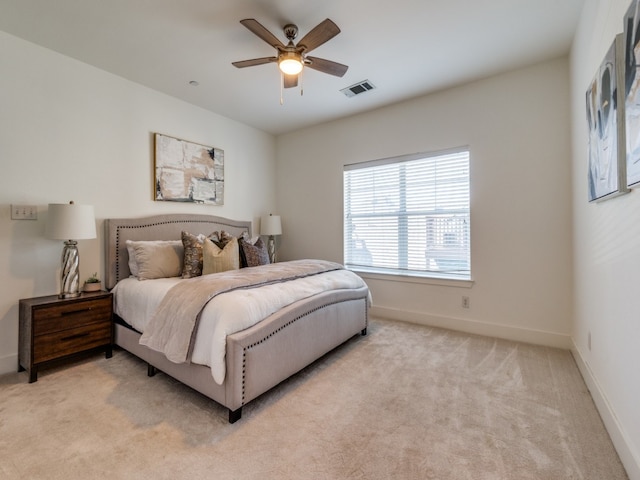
left=104, top=214, right=252, bottom=289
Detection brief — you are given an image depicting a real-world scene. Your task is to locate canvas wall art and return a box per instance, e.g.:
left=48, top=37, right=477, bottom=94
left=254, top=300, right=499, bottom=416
left=154, top=133, right=224, bottom=205
left=586, top=34, right=628, bottom=202
left=624, top=0, right=640, bottom=188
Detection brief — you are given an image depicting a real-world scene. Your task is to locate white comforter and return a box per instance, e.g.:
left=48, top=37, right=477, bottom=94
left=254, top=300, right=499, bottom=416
left=112, top=269, right=367, bottom=384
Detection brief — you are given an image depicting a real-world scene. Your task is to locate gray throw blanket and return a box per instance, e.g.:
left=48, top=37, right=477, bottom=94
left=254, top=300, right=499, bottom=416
left=139, top=259, right=343, bottom=363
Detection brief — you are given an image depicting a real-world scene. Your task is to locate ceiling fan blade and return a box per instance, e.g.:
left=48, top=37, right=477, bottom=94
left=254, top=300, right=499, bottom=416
left=283, top=74, right=298, bottom=88
left=305, top=56, right=348, bottom=77
left=296, top=19, right=341, bottom=53
left=239, top=19, right=285, bottom=50
left=232, top=57, right=277, bottom=68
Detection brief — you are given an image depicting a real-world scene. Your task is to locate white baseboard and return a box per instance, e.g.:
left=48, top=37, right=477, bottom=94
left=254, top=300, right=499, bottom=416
left=369, top=306, right=572, bottom=349
left=0, top=353, right=18, bottom=376
left=572, top=342, right=640, bottom=480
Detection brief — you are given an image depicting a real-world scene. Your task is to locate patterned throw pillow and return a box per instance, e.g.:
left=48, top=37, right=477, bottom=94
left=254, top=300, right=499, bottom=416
left=181, top=231, right=207, bottom=278
left=239, top=236, right=270, bottom=267
left=210, top=230, right=234, bottom=246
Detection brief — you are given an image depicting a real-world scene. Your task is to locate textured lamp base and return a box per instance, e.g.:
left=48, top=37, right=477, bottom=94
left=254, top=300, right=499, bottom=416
left=59, top=240, right=81, bottom=298
left=267, top=235, right=277, bottom=264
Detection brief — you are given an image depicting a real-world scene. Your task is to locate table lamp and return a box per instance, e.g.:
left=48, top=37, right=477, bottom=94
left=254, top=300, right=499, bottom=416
left=46, top=201, right=96, bottom=298
left=260, top=214, right=282, bottom=264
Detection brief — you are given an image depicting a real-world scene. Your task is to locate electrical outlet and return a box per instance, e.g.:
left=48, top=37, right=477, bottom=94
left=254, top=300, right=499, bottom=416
left=11, top=205, right=38, bottom=220
left=462, top=296, right=470, bottom=308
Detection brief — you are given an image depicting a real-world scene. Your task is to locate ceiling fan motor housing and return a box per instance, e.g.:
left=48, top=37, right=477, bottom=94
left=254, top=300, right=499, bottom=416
left=283, top=24, right=298, bottom=41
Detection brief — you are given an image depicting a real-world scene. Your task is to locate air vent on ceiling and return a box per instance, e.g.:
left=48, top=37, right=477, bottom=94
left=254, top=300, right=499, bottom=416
left=340, top=80, right=376, bottom=98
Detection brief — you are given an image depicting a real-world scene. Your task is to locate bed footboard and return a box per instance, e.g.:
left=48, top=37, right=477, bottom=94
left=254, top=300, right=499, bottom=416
left=115, top=285, right=368, bottom=423
left=224, top=286, right=369, bottom=415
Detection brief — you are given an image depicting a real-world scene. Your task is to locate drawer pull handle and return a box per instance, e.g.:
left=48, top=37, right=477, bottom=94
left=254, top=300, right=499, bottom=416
left=61, top=308, right=92, bottom=316
left=61, top=333, right=90, bottom=342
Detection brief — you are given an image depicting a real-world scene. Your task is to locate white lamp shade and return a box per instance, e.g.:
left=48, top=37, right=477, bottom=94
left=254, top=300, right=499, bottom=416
left=46, top=203, right=96, bottom=240
left=260, top=214, right=282, bottom=236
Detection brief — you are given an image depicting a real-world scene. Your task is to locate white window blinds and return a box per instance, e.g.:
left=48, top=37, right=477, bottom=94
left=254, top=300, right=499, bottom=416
left=344, top=148, right=470, bottom=279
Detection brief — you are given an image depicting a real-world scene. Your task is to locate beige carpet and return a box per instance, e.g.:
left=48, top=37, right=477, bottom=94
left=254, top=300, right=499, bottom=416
left=0, top=318, right=628, bottom=479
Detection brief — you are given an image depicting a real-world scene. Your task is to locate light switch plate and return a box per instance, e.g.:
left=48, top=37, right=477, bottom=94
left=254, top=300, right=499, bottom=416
left=11, top=205, right=38, bottom=220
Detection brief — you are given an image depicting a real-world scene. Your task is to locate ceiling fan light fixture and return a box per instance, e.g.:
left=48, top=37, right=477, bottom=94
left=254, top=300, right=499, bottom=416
left=278, top=52, right=303, bottom=75
left=233, top=18, right=347, bottom=92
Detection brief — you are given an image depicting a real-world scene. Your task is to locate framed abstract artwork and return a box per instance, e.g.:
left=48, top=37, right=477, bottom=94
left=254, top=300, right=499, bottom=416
left=586, top=34, right=628, bottom=202
left=624, top=0, right=640, bottom=188
left=154, top=133, right=224, bottom=205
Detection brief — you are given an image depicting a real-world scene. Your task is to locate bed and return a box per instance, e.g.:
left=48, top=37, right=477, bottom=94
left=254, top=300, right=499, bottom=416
left=105, top=213, right=369, bottom=423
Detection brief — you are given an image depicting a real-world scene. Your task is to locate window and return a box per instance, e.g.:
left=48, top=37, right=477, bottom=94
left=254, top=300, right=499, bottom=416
left=343, top=148, right=470, bottom=280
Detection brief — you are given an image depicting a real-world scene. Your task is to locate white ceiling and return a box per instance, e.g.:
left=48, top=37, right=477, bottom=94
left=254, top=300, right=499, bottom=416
left=0, top=0, right=584, bottom=135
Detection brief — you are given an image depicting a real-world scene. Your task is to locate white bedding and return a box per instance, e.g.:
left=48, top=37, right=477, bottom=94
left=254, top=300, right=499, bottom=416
left=112, top=269, right=367, bottom=384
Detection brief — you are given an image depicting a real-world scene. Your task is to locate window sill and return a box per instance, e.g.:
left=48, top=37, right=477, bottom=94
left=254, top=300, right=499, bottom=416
left=350, top=269, right=474, bottom=288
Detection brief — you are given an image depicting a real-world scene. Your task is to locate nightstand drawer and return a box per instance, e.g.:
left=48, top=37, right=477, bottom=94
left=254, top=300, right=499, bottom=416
left=33, top=298, right=112, bottom=336
left=33, top=321, right=112, bottom=364
left=19, top=291, right=114, bottom=382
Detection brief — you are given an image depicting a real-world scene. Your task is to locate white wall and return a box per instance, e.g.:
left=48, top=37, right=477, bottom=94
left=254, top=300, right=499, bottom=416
left=276, top=57, right=574, bottom=349
left=3, top=8, right=637, bottom=474
left=571, top=0, right=640, bottom=477
left=0, top=31, right=277, bottom=374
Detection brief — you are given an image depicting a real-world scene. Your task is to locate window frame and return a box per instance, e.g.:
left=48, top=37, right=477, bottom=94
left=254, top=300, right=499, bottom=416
left=343, top=147, right=471, bottom=282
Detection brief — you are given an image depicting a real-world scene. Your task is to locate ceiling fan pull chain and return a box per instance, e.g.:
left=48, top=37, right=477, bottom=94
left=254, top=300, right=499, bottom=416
left=280, top=71, right=284, bottom=105
left=300, top=69, right=304, bottom=97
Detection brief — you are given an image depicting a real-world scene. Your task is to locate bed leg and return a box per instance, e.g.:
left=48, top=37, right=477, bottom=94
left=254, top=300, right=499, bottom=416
left=147, top=363, right=157, bottom=377
left=361, top=327, right=367, bottom=336
left=228, top=407, right=242, bottom=423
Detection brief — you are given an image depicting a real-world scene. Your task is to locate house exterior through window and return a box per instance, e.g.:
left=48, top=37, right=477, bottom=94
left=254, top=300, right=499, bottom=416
left=343, top=148, right=470, bottom=280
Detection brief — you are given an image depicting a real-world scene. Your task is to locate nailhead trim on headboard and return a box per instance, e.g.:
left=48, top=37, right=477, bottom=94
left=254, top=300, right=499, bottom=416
left=108, top=215, right=251, bottom=288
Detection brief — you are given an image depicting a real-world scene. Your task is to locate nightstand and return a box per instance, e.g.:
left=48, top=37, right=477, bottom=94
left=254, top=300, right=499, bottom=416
left=18, top=291, right=113, bottom=383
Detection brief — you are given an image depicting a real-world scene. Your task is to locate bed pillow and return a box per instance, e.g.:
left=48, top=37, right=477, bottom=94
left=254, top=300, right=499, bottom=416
left=125, top=241, right=140, bottom=277
left=202, top=237, right=239, bottom=274
left=181, top=231, right=208, bottom=279
left=211, top=230, right=246, bottom=266
left=127, top=240, right=184, bottom=280
left=239, top=236, right=270, bottom=267
left=182, top=230, right=243, bottom=278
left=209, top=230, right=235, bottom=247
left=127, top=239, right=180, bottom=278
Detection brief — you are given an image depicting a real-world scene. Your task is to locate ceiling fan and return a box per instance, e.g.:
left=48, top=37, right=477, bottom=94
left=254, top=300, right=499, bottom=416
left=232, top=18, right=348, bottom=89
